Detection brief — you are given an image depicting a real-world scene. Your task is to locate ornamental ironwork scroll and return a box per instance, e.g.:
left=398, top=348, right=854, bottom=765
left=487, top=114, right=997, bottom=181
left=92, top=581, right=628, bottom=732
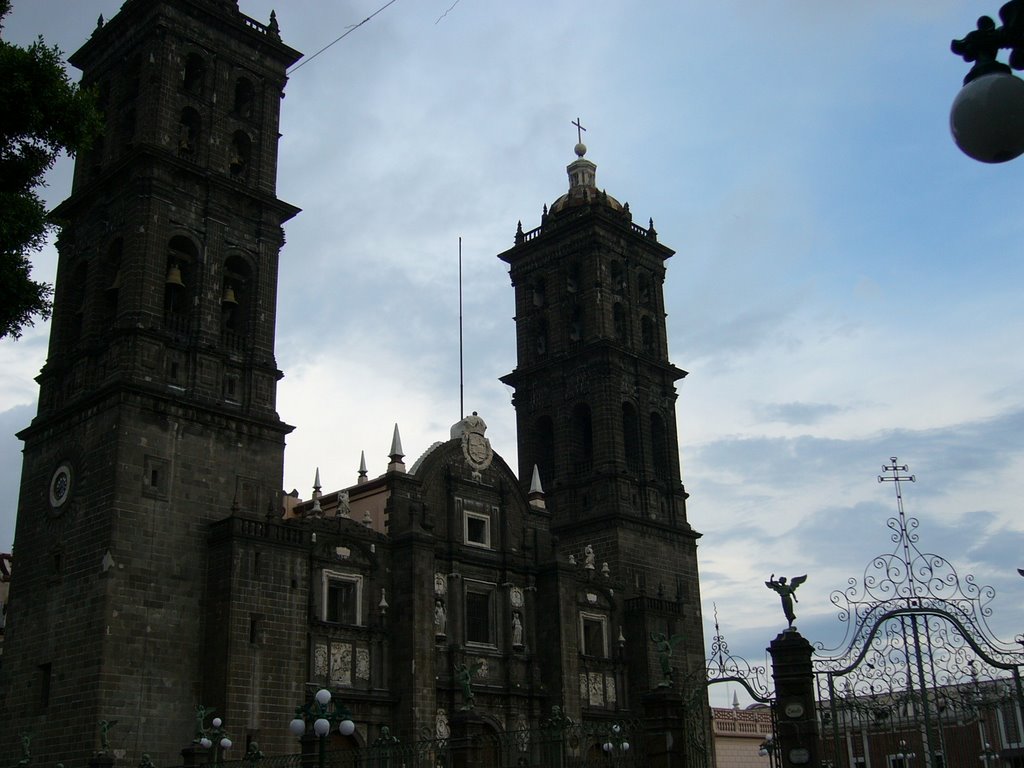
left=813, top=457, right=1024, bottom=768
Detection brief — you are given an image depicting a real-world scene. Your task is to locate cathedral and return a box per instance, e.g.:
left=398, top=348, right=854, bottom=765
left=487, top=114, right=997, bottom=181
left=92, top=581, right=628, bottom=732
left=0, top=1, right=707, bottom=765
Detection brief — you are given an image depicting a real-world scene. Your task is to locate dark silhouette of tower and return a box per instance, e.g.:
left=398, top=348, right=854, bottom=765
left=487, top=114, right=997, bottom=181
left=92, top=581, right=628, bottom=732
left=0, top=2, right=300, bottom=764
left=499, top=139, right=707, bottom=708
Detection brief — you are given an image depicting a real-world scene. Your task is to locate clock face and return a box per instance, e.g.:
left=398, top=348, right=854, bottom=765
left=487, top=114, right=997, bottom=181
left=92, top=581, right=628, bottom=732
left=49, top=463, right=73, bottom=510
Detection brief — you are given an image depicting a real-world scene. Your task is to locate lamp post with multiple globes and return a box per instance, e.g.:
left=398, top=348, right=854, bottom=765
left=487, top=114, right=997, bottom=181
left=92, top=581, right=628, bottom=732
left=288, top=689, right=355, bottom=768
left=601, top=723, right=631, bottom=762
left=199, top=717, right=233, bottom=766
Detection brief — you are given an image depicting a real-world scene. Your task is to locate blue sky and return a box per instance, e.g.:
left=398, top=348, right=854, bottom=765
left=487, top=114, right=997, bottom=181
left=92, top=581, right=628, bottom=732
left=3, top=1, right=1024, bottom=706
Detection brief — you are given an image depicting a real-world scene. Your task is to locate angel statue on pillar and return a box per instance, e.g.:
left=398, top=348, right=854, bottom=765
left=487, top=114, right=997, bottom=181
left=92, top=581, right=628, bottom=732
left=765, top=574, right=807, bottom=629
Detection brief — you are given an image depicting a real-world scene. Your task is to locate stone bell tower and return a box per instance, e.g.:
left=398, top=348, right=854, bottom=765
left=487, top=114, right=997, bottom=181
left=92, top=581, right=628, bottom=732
left=499, top=137, right=706, bottom=710
left=0, top=2, right=300, bottom=764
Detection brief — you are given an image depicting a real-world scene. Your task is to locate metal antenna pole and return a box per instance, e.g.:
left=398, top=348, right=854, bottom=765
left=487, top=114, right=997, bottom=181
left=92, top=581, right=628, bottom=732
left=459, top=236, right=464, bottom=420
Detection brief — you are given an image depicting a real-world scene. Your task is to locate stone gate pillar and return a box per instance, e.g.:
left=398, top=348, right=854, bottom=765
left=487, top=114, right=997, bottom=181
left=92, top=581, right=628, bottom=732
left=642, top=688, right=688, bottom=768
left=769, top=629, right=821, bottom=768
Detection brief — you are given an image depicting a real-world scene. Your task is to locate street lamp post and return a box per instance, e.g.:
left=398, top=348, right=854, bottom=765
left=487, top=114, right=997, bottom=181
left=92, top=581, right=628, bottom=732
left=199, top=718, right=233, bottom=766
left=601, top=723, right=631, bottom=762
left=950, top=1, right=1024, bottom=162
left=288, top=688, right=355, bottom=768
left=980, top=741, right=1000, bottom=768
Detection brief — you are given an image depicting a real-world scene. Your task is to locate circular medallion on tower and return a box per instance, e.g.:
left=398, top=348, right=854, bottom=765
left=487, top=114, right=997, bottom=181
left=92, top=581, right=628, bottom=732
left=49, top=462, right=74, bottom=511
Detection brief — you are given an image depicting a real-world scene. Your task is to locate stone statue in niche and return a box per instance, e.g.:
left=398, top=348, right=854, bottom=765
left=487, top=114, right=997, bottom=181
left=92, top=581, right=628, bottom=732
left=584, top=544, right=596, bottom=570
left=434, top=599, right=447, bottom=637
left=436, top=709, right=450, bottom=740
left=512, top=611, right=524, bottom=648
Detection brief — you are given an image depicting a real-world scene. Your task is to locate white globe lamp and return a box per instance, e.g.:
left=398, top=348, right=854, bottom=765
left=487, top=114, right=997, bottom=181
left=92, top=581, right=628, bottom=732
left=951, top=71, right=1024, bottom=162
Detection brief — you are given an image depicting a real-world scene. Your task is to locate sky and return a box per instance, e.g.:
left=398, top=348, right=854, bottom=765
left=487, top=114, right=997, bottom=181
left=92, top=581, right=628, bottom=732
left=3, top=0, right=1024, bottom=707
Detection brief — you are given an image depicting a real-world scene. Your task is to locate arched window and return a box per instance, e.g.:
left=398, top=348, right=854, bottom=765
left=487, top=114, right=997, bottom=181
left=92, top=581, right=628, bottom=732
left=178, top=108, right=201, bottom=159
left=622, top=402, right=640, bottom=471
left=67, top=261, right=89, bottom=344
left=532, top=278, right=545, bottom=307
left=613, top=303, right=626, bottom=341
left=641, top=316, right=655, bottom=354
left=610, top=260, right=625, bottom=294
left=182, top=53, right=206, bottom=96
left=571, top=404, right=593, bottom=472
left=221, top=254, right=253, bottom=346
left=233, top=78, right=254, bottom=118
left=164, top=236, right=197, bottom=334
left=638, top=272, right=651, bottom=306
left=102, top=238, right=123, bottom=327
left=125, top=54, right=141, bottom=100
left=569, top=305, right=583, bottom=342
left=229, top=131, right=251, bottom=178
left=567, top=262, right=580, bottom=294
left=650, top=413, right=668, bottom=479
left=536, top=317, right=548, bottom=355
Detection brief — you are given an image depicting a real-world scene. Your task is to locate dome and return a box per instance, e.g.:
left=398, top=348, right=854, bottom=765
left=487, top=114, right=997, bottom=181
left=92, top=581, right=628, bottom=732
left=548, top=143, right=625, bottom=215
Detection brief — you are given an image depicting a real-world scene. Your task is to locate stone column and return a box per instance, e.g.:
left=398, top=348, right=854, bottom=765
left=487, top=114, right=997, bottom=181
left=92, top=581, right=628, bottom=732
left=769, top=629, right=821, bottom=768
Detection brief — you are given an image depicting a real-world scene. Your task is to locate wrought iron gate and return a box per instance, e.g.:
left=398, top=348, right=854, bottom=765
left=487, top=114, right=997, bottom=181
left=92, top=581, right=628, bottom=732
left=813, top=459, right=1024, bottom=768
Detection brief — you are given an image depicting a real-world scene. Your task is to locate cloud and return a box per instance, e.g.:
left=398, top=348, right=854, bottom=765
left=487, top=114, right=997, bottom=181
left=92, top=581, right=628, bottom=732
left=755, top=402, right=846, bottom=426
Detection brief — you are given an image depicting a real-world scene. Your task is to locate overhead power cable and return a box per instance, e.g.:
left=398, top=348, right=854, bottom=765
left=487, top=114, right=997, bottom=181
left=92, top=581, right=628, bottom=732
left=287, top=0, right=400, bottom=76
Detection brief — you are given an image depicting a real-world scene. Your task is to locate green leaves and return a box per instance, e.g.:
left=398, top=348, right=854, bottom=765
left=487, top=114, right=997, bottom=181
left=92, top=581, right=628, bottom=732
left=0, top=3, right=100, bottom=339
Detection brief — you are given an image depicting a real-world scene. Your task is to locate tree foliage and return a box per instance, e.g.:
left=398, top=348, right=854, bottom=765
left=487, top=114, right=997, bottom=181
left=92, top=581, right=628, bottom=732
left=0, top=0, right=101, bottom=340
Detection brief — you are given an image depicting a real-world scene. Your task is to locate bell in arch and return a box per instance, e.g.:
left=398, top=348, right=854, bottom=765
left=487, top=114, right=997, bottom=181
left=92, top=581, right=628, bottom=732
left=165, top=262, right=185, bottom=287
left=222, top=284, right=238, bottom=305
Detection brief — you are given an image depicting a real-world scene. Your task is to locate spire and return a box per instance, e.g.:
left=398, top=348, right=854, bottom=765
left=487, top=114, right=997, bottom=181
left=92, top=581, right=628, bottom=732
left=311, top=467, right=322, bottom=515
left=387, top=423, right=405, bottom=473
left=529, top=465, right=544, bottom=494
left=528, top=465, right=546, bottom=511
left=357, top=450, right=368, bottom=484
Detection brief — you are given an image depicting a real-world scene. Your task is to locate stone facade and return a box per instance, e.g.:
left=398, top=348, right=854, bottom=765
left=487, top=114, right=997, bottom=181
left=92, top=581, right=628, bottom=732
left=0, top=3, right=707, bottom=766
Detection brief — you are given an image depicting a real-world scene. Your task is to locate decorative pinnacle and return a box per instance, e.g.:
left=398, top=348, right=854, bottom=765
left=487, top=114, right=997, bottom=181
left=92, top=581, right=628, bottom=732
left=389, top=424, right=404, bottom=461
left=529, top=465, right=544, bottom=495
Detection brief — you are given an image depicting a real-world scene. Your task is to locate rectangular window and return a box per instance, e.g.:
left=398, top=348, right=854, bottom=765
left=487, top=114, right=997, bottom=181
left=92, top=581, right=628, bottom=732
left=465, top=582, right=495, bottom=646
left=464, top=510, right=491, bottom=548
left=322, top=571, right=362, bottom=625
left=249, top=614, right=263, bottom=644
left=579, top=612, right=608, bottom=657
left=143, top=455, right=169, bottom=499
left=458, top=498, right=497, bottom=549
